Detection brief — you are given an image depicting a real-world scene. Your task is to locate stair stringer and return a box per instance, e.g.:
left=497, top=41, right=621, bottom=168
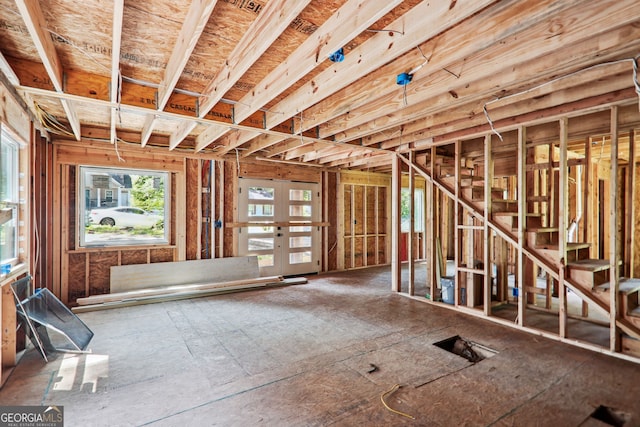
left=398, top=156, right=640, bottom=342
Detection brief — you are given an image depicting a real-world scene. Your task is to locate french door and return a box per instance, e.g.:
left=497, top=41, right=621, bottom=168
left=238, top=178, right=321, bottom=276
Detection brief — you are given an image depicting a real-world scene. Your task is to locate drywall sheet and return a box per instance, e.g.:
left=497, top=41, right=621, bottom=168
left=110, top=256, right=260, bottom=293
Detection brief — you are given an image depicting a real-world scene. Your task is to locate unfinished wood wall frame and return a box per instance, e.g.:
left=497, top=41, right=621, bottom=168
left=51, top=139, right=190, bottom=303
left=399, top=99, right=640, bottom=363
left=339, top=170, right=390, bottom=271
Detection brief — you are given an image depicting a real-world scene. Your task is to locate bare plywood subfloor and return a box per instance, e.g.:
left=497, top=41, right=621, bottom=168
left=1, top=265, right=638, bottom=426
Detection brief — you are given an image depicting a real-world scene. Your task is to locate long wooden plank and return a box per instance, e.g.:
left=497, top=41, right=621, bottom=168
left=264, top=0, right=497, bottom=131
left=110, top=0, right=124, bottom=144
left=391, top=155, right=402, bottom=292
left=73, top=277, right=307, bottom=313
left=610, top=106, right=620, bottom=352
left=559, top=118, right=569, bottom=338
left=110, top=256, right=260, bottom=293
left=232, top=0, right=404, bottom=125
left=78, top=275, right=282, bottom=305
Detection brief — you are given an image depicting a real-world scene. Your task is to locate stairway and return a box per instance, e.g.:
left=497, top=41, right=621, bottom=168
left=489, top=198, right=640, bottom=339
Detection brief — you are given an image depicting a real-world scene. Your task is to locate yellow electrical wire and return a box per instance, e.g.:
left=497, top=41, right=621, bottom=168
left=380, top=384, right=415, bottom=420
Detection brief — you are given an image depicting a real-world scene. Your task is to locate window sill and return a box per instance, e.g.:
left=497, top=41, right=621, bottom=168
left=0, top=263, right=28, bottom=287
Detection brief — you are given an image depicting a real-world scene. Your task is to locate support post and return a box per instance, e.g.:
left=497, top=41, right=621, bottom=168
left=483, top=134, right=492, bottom=316
left=559, top=118, right=569, bottom=338
left=517, top=126, right=527, bottom=327
left=391, top=154, right=402, bottom=292
left=626, top=129, right=636, bottom=277
left=408, top=150, right=415, bottom=295
left=429, top=148, right=437, bottom=300
left=609, top=106, right=620, bottom=352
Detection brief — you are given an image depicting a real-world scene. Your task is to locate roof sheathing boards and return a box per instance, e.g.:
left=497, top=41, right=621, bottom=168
left=0, top=0, right=39, bottom=62
left=38, top=0, right=114, bottom=76
left=119, top=1, right=190, bottom=86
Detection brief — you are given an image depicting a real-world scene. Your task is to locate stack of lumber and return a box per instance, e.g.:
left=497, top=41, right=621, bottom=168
left=72, top=256, right=306, bottom=312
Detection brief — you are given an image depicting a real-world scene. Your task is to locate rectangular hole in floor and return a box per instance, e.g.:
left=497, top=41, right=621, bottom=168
left=433, top=335, right=498, bottom=362
left=590, top=405, right=629, bottom=427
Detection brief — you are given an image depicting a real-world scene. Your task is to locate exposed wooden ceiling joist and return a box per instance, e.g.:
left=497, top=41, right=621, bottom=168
left=110, top=0, right=124, bottom=144
left=231, top=0, right=405, bottom=126
left=141, top=0, right=218, bottom=147
left=15, top=0, right=81, bottom=140
left=0, top=52, right=19, bottom=86
left=194, top=0, right=311, bottom=152
left=1, top=0, right=638, bottom=170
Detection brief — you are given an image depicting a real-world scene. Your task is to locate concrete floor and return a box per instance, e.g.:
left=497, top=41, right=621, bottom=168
left=1, top=265, right=639, bottom=426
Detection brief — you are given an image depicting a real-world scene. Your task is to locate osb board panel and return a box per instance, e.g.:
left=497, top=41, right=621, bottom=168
left=366, top=236, right=376, bottom=266
left=353, top=236, right=364, bottom=268
left=119, top=1, right=189, bottom=86
left=150, top=248, right=174, bottom=263
left=177, top=0, right=264, bottom=96
left=67, top=253, right=86, bottom=302
left=353, top=185, right=364, bottom=235
left=377, top=187, right=387, bottom=233
left=378, top=236, right=386, bottom=264
left=343, top=185, right=352, bottom=235
left=0, top=0, right=41, bottom=64
left=344, top=236, right=352, bottom=269
left=120, top=250, right=148, bottom=265
left=88, top=252, right=119, bottom=296
left=239, top=161, right=321, bottom=183
left=186, top=158, right=200, bottom=260
left=365, top=186, right=376, bottom=235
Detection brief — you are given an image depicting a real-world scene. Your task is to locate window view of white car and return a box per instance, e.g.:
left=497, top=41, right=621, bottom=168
left=89, top=207, right=162, bottom=228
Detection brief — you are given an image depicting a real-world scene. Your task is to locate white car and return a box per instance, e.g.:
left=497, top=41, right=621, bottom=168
left=89, top=207, right=162, bottom=228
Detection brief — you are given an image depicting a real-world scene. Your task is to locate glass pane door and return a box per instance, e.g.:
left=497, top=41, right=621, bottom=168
left=238, top=179, right=320, bottom=276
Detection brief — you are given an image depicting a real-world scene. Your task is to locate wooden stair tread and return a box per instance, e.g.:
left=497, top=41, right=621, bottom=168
left=492, top=212, right=543, bottom=217
left=527, top=227, right=558, bottom=232
left=596, top=278, right=640, bottom=294
left=567, top=259, right=611, bottom=272
left=535, top=242, right=591, bottom=251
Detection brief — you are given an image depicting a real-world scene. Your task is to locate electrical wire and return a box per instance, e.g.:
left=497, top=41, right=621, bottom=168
left=115, top=138, right=126, bottom=162
left=483, top=56, right=640, bottom=141
left=380, top=384, right=415, bottom=420
left=33, top=102, right=75, bottom=137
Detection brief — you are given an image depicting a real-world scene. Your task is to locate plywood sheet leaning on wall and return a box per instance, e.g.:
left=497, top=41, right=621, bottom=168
left=110, top=256, right=260, bottom=293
